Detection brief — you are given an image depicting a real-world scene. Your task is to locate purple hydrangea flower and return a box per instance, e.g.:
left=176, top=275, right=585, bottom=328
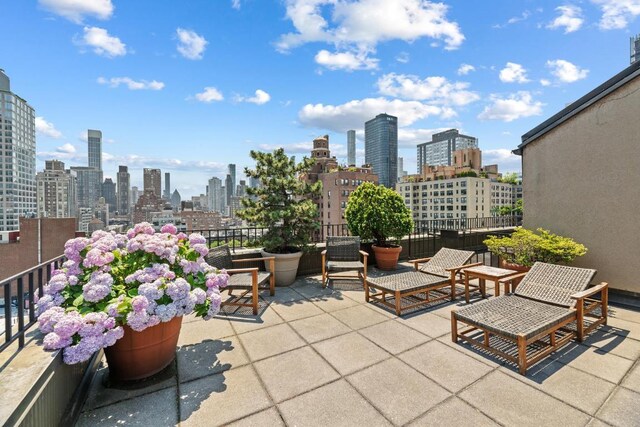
left=131, top=295, right=149, bottom=312
left=161, top=224, right=178, bottom=235
left=43, top=332, right=73, bottom=350
left=188, top=233, right=207, bottom=245
left=38, top=306, right=66, bottom=333
left=82, top=271, right=114, bottom=302
left=191, top=288, right=207, bottom=305
left=53, top=311, right=83, bottom=339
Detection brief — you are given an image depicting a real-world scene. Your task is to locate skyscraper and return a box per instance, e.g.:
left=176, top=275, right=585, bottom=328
left=225, top=174, right=233, bottom=206
left=88, top=129, right=102, bottom=170
left=143, top=168, right=161, bottom=196
left=207, top=177, right=225, bottom=213
left=131, top=186, right=140, bottom=206
left=632, top=34, right=640, bottom=64
left=70, top=166, right=102, bottom=209
left=117, top=165, right=130, bottom=215
left=347, top=130, right=356, bottom=165
left=0, top=69, right=37, bottom=232
left=164, top=172, right=171, bottom=199
left=228, top=164, right=236, bottom=196
left=416, top=129, right=478, bottom=172
left=102, top=178, right=117, bottom=214
left=36, top=160, right=77, bottom=218
left=364, top=113, right=398, bottom=188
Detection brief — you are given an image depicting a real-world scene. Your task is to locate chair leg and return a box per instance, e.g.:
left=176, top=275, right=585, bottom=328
left=395, top=290, right=402, bottom=316
left=364, top=280, right=370, bottom=302
left=251, top=272, right=259, bottom=315
left=270, top=274, right=275, bottom=296
left=517, top=334, right=527, bottom=375
left=451, top=314, right=458, bottom=342
left=602, top=287, right=609, bottom=325
left=321, top=263, right=326, bottom=288
left=576, top=300, right=585, bottom=342
left=450, top=271, right=456, bottom=301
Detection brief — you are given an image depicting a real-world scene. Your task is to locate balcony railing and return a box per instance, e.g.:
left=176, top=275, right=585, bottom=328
left=1, top=255, right=65, bottom=352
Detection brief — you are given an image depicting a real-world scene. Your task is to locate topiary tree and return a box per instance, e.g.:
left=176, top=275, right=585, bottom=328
left=345, top=182, right=413, bottom=247
left=237, top=148, right=321, bottom=253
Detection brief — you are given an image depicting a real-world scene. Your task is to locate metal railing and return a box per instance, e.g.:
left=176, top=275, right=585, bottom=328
left=192, top=216, right=521, bottom=252
left=1, top=255, right=65, bottom=352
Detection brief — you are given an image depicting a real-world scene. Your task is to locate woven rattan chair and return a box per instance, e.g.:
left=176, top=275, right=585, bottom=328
left=365, top=248, right=479, bottom=316
left=205, top=245, right=275, bottom=315
left=451, top=262, right=608, bottom=375
left=321, top=236, right=368, bottom=288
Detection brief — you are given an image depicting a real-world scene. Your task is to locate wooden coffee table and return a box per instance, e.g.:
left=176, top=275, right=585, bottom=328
left=462, top=265, right=521, bottom=303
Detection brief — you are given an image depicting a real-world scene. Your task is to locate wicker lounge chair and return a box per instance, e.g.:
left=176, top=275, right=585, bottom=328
left=451, top=262, right=608, bottom=375
left=205, top=245, right=275, bottom=315
left=365, top=248, right=479, bottom=316
left=321, top=236, right=368, bottom=288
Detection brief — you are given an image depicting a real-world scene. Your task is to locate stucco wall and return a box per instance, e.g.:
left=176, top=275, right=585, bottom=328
left=522, top=76, right=640, bottom=293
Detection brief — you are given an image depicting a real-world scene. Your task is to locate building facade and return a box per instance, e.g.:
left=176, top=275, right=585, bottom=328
left=36, top=160, right=77, bottom=218
left=143, top=168, right=161, bottom=196
left=116, top=165, right=130, bottom=216
left=164, top=172, right=171, bottom=199
left=102, top=178, right=117, bottom=214
left=228, top=164, right=236, bottom=197
left=306, top=135, right=378, bottom=225
left=171, top=189, right=181, bottom=209
left=397, top=177, right=492, bottom=224
left=347, top=130, right=356, bottom=165
left=207, top=177, right=225, bottom=213
left=416, top=129, right=478, bottom=172
left=0, top=69, right=37, bottom=232
left=131, top=186, right=140, bottom=206
left=632, top=34, right=640, bottom=64
left=365, top=113, right=397, bottom=188
left=70, top=166, right=103, bottom=209
left=87, top=129, right=102, bottom=170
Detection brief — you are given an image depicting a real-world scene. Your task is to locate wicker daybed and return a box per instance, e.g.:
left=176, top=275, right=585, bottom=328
left=365, top=248, right=479, bottom=316
left=451, top=262, right=608, bottom=375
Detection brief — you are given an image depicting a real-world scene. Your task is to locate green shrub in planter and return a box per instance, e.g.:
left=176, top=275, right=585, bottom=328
left=484, top=227, right=587, bottom=267
left=345, top=182, right=413, bottom=247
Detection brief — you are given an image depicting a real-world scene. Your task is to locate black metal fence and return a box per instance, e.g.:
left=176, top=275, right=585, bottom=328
left=192, top=216, right=521, bottom=253
left=1, top=255, right=65, bottom=352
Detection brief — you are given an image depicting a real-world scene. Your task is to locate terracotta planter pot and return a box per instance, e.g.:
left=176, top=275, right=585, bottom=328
left=372, top=245, right=402, bottom=270
left=499, top=259, right=531, bottom=273
left=262, top=250, right=303, bottom=287
left=105, top=316, right=182, bottom=382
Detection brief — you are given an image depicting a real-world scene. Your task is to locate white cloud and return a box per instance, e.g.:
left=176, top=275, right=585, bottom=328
left=314, top=48, right=379, bottom=71
left=483, top=148, right=522, bottom=170
left=396, top=52, right=410, bottom=63
left=57, top=143, right=76, bottom=154
left=592, top=0, right=640, bottom=30
left=457, top=63, right=475, bottom=75
left=547, top=5, right=584, bottom=33
left=35, top=117, right=62, bottom=139
left=298, top=97, right=451, bottom=132
left=546, top=59, right=589, bottom=83
left=176, top=28, right=208, bottom=60
left=499, top=62, right=530, bottom=83
left=277, top=0, right=465, bottom=59
left=231, top=0, right=241, bottom=10
left=236, top=89, right=271, bottom=105
left=77, top=26, right=127, bottom=57
left=97, top=77, right=165, bottom=90
left=478, top=91, right=543, bottom=122
left=493, top=10, right=531, bottom=28
left=540, top=79, right=551, bottom=86
left=194, top=87, right=224, bottom=103
left=376, top=73, right=480, bottom=106
left=39, top=0, right=113, bottom=23
left=257, top=141, right=312, bottom=154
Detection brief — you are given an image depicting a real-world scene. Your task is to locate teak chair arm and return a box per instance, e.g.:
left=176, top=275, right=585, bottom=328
left=225, top=267, right=260, bottom=275
left=448, top=262, right=483, bottom=272
left=498, top=271, right=528, bottom=284
left=571, top=282, right=609, bottom=300
left=412, top=257, right=432, bottom=270
left=231, top=257, right=275, bottom=274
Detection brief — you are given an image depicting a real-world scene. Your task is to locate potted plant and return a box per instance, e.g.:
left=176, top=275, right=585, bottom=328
left=238, top=148, right=321, bottom=286
left=484, top=227, right=588, bottom=272
left=345, top=182, right=413, bottom=270
left=35, top=222, right=228, bottom=381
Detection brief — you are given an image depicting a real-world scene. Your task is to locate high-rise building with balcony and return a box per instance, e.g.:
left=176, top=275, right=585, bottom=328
left=36, top=160, right=77, bottom=219
left=164, top=172, right=171, bottom=199
left=117, top=166, right=130, bottom=215
left=0, top=69, right=37, bottom=232
left=143, top=168, right=161, bottom=196
left=102, top=178, right=117, bottom=214
left=347, top=130, right=356, bottom=166
left=416, top=129, right=478, bottom=172
left=365, top=113, right=397, bottom=188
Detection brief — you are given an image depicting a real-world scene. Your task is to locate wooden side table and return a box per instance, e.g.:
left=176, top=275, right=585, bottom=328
left=462, top=265, right=521, bottom=303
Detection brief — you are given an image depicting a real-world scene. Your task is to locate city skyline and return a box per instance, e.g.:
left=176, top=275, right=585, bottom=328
left=2, top=1, right=638, bottom=197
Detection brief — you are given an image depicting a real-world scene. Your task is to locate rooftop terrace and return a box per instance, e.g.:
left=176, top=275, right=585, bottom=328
left=76, top=266, right=640, bottom=426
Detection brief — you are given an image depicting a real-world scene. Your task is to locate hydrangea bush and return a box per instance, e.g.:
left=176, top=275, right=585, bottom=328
left=35, top=222, right=228, bottom=364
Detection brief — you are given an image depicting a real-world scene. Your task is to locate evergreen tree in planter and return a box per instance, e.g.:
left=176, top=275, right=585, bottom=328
left=345, top=182, right=413, bottom=270
left=238, top=148, right=321, bottom=286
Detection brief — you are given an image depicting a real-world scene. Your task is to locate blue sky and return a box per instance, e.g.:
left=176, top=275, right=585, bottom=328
left=2, top=0, right=638, bottom=197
